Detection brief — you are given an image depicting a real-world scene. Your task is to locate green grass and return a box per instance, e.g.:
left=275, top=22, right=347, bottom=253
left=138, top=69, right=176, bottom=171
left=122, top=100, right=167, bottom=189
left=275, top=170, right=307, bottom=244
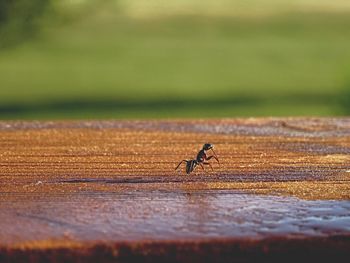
left=0, top=3, right=350, bottom=118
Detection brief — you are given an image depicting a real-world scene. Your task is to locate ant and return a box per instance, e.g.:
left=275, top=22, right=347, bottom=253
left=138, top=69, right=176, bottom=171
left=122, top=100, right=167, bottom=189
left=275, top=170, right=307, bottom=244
left=175, top=143, right=219, bottom=174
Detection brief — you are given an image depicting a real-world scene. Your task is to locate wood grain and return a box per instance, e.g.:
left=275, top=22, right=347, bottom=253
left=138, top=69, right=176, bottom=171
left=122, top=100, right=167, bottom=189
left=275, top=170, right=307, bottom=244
left=0, top=118, right=350, bottom=262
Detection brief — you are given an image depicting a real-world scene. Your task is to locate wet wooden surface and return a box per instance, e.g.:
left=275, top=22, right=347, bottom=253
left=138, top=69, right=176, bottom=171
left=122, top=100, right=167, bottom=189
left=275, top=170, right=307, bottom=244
left=0, top=118, right=350, bottom=262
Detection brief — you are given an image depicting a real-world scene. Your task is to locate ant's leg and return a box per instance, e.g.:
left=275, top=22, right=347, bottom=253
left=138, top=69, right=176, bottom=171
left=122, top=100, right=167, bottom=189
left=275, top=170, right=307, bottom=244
left=210, top=148, right=219, bottom=160
left=202, top=162, right=213, bottom=170
left=175, top=160, right=188, bottom=171
left=206, top=155, right=219, bottom=163
left=198, top=163, right=206, bottom=172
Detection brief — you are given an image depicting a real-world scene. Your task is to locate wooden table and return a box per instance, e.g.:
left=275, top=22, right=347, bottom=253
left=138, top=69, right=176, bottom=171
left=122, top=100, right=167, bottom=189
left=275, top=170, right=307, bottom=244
left=1, top=118, right=350, bottom=262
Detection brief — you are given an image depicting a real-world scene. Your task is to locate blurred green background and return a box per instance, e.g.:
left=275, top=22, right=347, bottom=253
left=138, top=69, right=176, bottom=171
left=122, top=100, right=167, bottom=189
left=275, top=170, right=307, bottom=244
left=0, top=0, right=349, bottom=119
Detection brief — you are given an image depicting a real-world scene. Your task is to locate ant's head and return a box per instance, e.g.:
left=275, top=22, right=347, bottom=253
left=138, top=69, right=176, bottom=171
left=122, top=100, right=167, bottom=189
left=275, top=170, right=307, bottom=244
left=202, top=143, right=213, bottom=151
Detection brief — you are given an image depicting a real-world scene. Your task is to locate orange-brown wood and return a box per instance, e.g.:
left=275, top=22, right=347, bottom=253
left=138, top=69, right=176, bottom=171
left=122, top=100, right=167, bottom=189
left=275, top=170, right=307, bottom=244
left=0, top=118, right=350, bottom=262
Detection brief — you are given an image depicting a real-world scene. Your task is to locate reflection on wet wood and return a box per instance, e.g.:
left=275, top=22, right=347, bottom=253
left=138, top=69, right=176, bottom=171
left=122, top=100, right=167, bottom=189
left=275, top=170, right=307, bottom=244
left=0, top=118, right=350, bottom=262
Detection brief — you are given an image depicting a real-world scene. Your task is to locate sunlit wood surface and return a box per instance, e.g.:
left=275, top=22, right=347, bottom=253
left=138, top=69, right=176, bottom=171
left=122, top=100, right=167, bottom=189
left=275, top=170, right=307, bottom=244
left=0, top=118, right=350, bottom=262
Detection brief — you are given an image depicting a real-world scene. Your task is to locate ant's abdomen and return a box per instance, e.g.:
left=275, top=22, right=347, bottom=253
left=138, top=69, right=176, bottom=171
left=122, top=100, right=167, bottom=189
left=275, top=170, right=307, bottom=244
left=186, top=164, right=191, bottom=174
left=186, top=160, right=196, bottom=174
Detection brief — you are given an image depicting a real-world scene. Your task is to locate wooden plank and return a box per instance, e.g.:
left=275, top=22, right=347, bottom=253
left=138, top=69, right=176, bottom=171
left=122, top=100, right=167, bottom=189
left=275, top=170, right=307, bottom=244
left=0, top=118, right=350, bottom=262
